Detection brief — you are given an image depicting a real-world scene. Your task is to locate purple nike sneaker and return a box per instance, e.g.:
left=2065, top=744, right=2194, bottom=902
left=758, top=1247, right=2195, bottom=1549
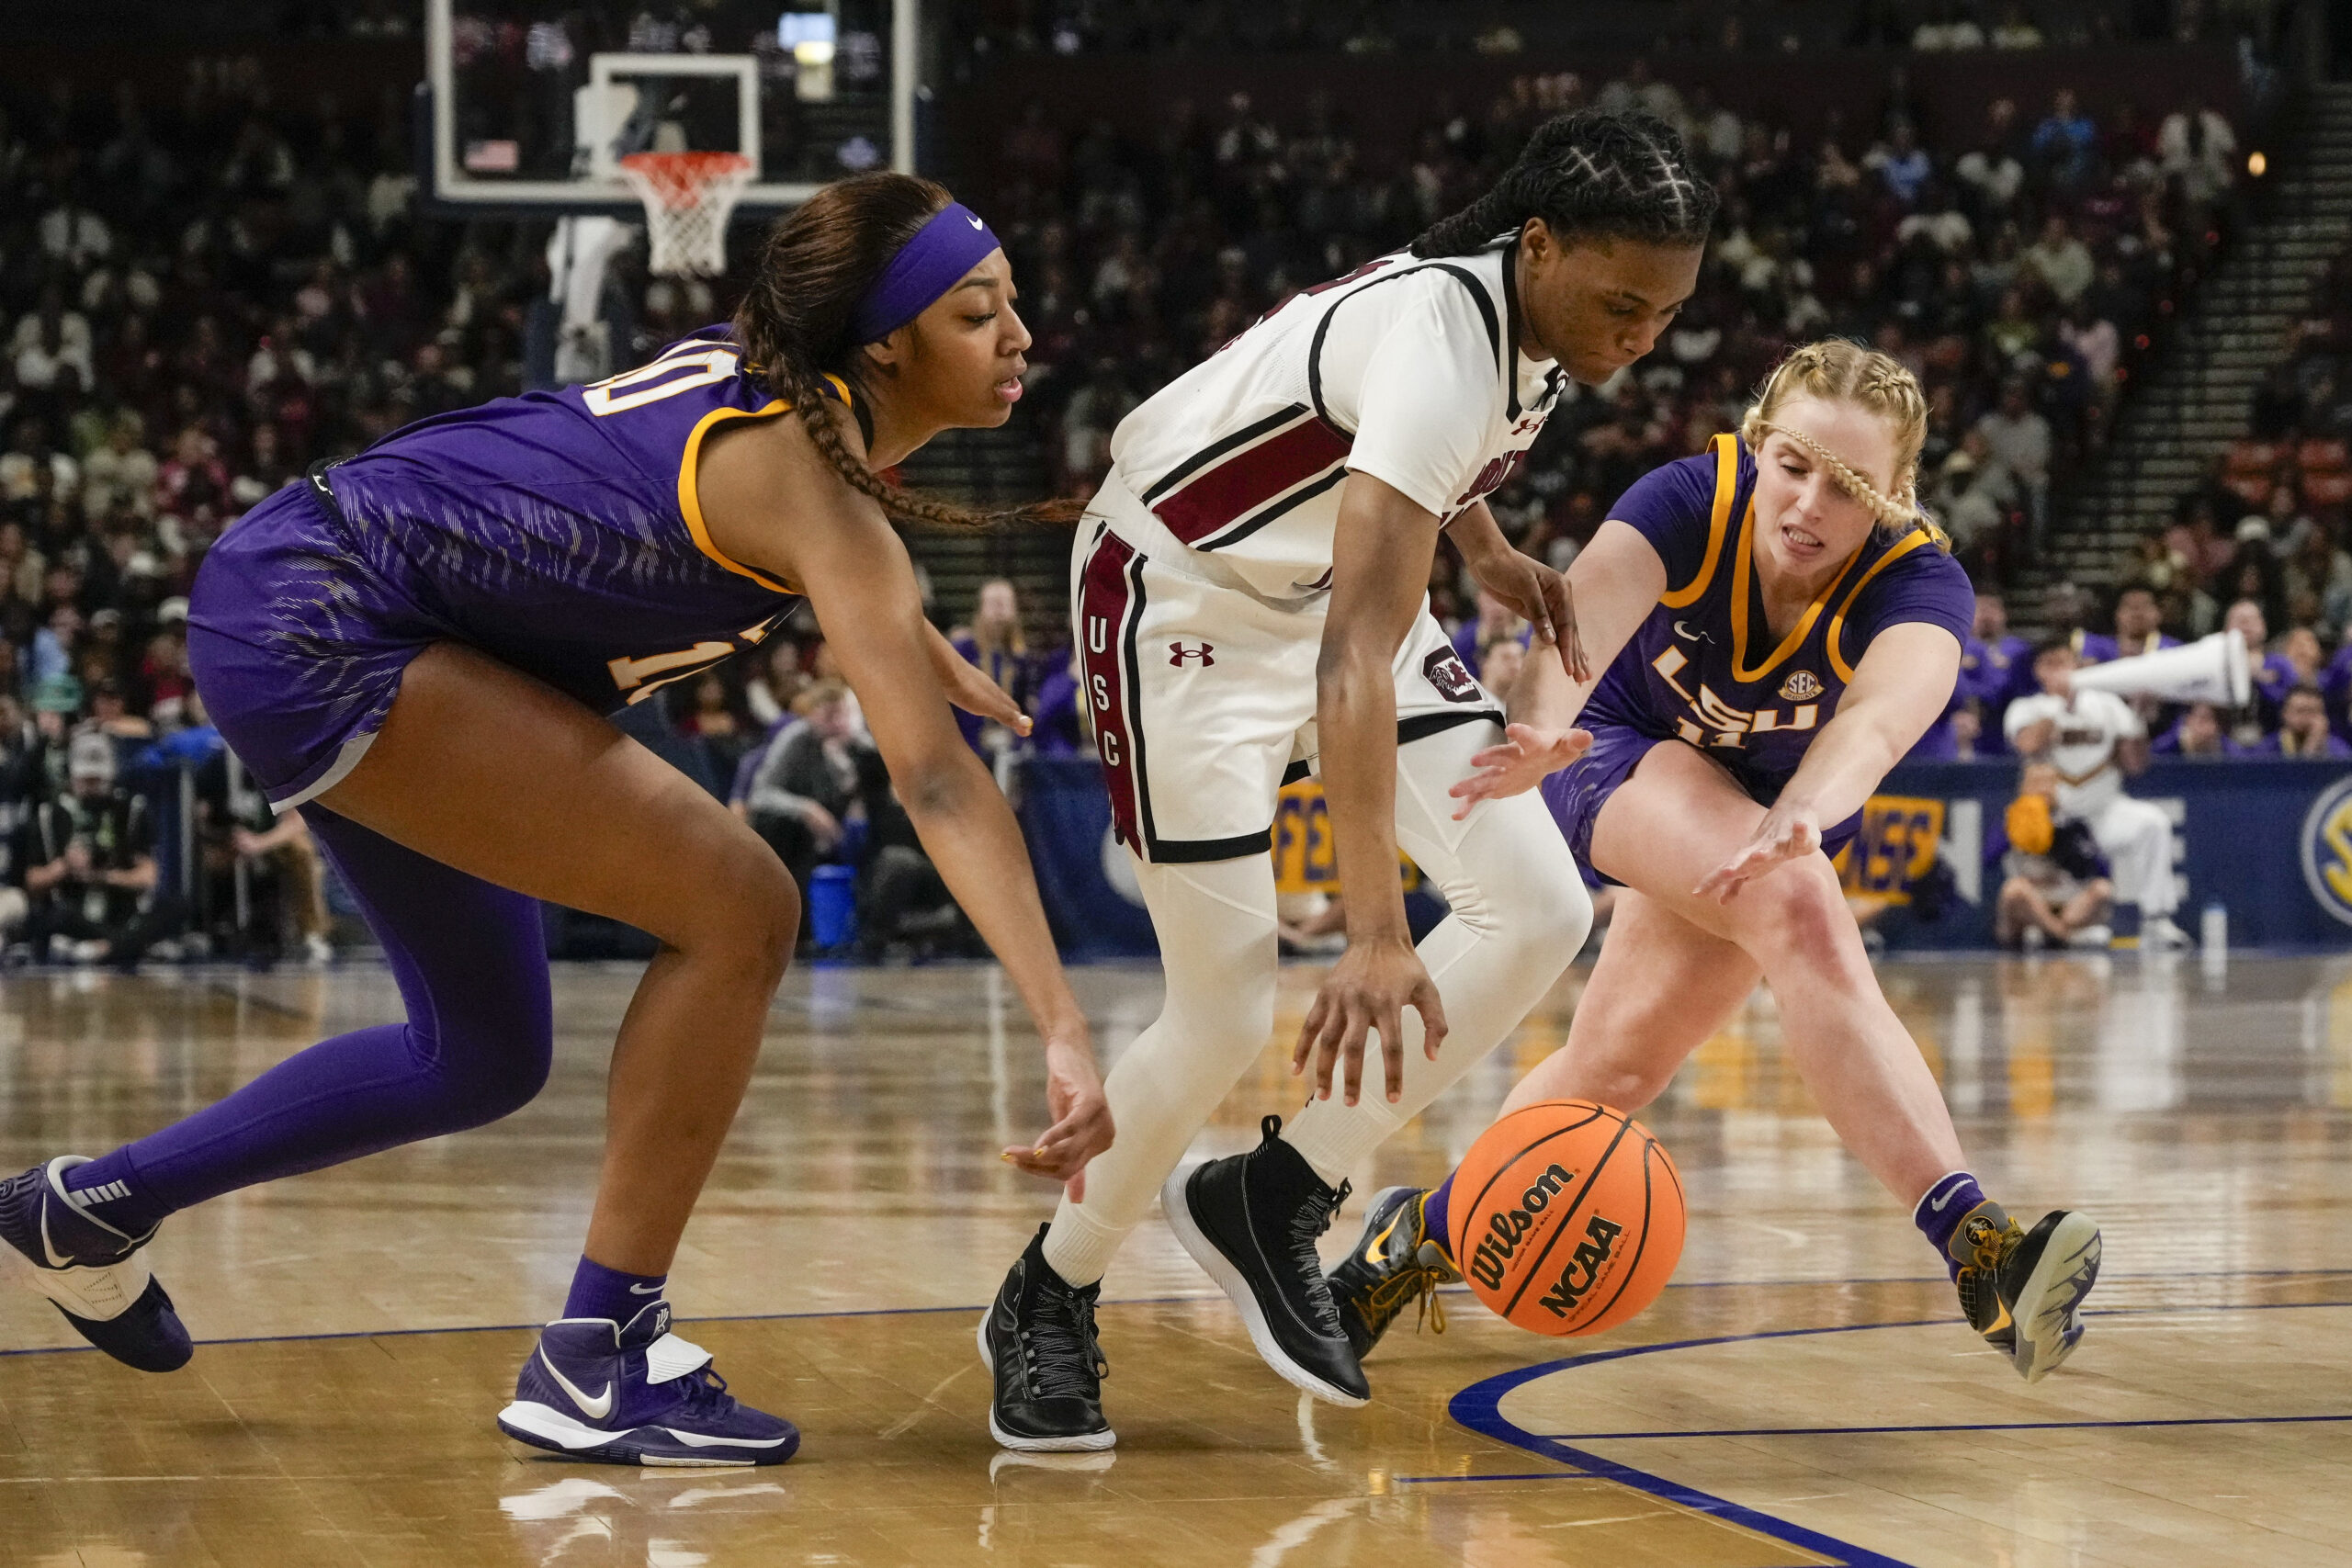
left=497, top=1299, right=800, bottom=1467
left=0, top=1156, right=192, bottom=1372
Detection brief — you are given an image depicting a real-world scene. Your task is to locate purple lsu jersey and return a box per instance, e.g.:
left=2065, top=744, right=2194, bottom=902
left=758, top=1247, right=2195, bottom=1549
left=314, top=329, right=832, bottom=711
left=1583, top=433, right=1975, bottom=803
left=187, top=329, right=849, bottom=806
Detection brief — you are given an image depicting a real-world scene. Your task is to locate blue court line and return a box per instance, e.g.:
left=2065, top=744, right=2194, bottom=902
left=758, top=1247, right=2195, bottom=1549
left=1444, top=1298, right=2352, bottom=1568
left=1532, top=1413, right=2352, bottom=1440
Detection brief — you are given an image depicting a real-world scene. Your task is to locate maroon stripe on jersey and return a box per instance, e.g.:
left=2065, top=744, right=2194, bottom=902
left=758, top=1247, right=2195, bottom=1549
left=1077, top=527, right=1145, bottom=854
left=1150, top=414, right=1351, bottom=546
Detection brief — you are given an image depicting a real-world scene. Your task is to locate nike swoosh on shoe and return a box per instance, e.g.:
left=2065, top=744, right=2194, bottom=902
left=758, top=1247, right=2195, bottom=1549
left=539, top=1349, right=615, bottom=1420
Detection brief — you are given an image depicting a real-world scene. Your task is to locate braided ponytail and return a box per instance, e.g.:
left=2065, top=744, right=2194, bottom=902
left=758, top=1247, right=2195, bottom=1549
left=1412, top=108, right=1718, bottom=258
left=732, top=172, right=1079, bottom=530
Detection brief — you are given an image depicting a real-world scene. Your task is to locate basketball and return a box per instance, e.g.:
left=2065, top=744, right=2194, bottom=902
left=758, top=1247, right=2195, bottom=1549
left=1450, top=1100, right=1685, bottom=1337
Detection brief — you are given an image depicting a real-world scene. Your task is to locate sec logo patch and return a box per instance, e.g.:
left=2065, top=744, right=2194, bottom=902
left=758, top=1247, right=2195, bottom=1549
left=2299, top=774, right=2352, bottom=927
left=1780, top=671, right=1824, bottom=702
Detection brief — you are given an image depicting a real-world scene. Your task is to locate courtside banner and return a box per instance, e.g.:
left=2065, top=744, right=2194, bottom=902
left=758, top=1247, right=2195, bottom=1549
left=1867, top=758, right=2352, bottom=950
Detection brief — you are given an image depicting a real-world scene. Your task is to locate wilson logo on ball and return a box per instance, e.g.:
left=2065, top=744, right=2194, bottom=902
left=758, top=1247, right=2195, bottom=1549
left=1465, top=1162, right=1571, bottom=1290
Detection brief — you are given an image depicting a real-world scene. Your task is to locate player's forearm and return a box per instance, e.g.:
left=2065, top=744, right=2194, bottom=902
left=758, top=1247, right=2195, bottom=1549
left=898, top=751, right=1089, bottom=1044
left=1774, top=710, right=1907, bottom=829
left=1506, top=643, right=1593, bottom=733
left=1317, top=643, right=1410, bottom=942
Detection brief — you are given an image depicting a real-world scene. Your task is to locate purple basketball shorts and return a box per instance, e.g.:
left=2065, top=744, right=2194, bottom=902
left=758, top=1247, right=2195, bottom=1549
left=187, top=482, right=450, bottom=810
left=1540, top=720, right=1860, bottom=888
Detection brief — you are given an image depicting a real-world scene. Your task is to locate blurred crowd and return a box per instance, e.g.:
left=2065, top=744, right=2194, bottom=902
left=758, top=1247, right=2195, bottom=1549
left=977, top=59, right=2244, bottom=620
left=944, top=0, right=2259, bottom=60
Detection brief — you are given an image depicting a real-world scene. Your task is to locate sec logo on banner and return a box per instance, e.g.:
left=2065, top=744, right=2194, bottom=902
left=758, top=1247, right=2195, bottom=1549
left=2298, top=774, right=2352, bottom=927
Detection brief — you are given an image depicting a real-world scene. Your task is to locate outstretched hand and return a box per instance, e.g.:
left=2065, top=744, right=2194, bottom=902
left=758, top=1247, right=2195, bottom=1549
left=1464, top=547, right=1589, bottom=682
left=1002, top=1032, right=1114, bottom=1201
left=1446, top=723, right=1592, bottom=819
left=939, top=654, right=1034, bottom=737
left=1692, top=803, right=1822, bottom=903
left=1293, top=937, right=1448, bottom=1106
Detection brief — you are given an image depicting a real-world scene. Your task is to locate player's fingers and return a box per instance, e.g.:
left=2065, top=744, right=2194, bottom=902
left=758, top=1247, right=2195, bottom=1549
left=1295, top=992, right=1331, bottom=1073
left=1311, top=1009, right=1347, bottom=1099
left=1378, top=1010, right=1407, bottom=1103
left=1562, top=728, right=1594, bottom=762
left=1345, top=1010, right=1374, bottom=1109
left=1416, top=986, right=1450, bottom=1060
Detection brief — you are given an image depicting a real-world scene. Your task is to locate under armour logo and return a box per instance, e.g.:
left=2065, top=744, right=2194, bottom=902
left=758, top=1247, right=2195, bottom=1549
left=1169, top=642, right=1216, bottom=667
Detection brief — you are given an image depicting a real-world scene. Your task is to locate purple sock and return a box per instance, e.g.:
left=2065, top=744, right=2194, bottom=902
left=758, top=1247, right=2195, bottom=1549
left=564, top=1256, right=668, bottom=1325
left=61, top=808, right=551, bottom=1231
left=1915, top=1171, right=1987, bottom=1279
left=1423, top=1174, right=1457, bottom=1259
left=61, top=1153, right=171, bottom=1238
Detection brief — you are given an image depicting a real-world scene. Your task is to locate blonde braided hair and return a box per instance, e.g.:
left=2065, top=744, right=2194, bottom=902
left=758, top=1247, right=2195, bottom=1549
left=1738, top=340, right=1950, bottom=549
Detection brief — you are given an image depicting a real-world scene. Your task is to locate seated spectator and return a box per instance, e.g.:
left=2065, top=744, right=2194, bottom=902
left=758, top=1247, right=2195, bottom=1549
left=2158, top=95, right=2237, bottom=207
left=745, top=637, right=810, bottom=729
left=1450, top=587, right=1527, bottom=679
left=2260, top=683, right=2352, bottom=758
left=2007, top=637, right=2186, bottom=947
left=1989, top=3, right=2045, bottom=48
left=1477, top=636, right=1529, bottom=704
left=17, top=730, right=179, bottom=966
left=1959, top=586, right=2036, bottom=748
left=1996, top=761, right=2114, bottom=950
left=950, top=579, right=1034, bottom=761
left=205, top=754, right=333, bottom=964
left=2224, top=597, right=2298, bottom=731
left=2022, top=215, right=2094, bottom=306
left=1931, top=452, right=2007, bottom=559
left=2154, top=701, right=2242, bottom=756
left=676, top=669, right=757, bottom=784
left=2084, top=582, right=2178, bottom=662
left=2030, top=87, right=2098, bottom=188
left=80, top=412, right=159, bottom=521
left=850, top=747, right=977, bottom=962
left=745, top=681, right=871, bottom=931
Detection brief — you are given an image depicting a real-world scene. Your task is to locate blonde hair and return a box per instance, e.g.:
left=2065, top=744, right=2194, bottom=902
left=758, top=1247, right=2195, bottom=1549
left=1739, top=339, right=1948, bottom=548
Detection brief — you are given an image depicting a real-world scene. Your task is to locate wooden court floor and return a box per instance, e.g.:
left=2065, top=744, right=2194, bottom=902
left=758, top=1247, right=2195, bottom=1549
left=3, top=952, right=2349, bottom=1567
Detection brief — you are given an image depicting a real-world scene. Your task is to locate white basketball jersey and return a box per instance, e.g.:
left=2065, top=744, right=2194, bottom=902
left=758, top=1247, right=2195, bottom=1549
left=1095, top=239, right=1566, bottom=600
left=2004, top=689, right=2143, bottom=818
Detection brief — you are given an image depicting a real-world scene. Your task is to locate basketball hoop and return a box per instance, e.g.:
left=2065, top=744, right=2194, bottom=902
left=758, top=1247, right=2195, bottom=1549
left=619, top=152, right=755, bottom=277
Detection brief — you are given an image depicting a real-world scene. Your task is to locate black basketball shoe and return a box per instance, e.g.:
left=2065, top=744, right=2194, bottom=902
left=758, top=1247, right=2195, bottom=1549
left=1950, top=1201, right=2101, bottom=1383
left=1159, top=1115, right=1368, bottom=1406
left=979, top=1224, right=1114, bottom=1451
left=1327, top=1185, right=1461, bottom=1360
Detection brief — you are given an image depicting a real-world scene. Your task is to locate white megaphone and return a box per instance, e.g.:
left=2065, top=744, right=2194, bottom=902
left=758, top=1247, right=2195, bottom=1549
left=2072, top=629, right=2251, bottom=706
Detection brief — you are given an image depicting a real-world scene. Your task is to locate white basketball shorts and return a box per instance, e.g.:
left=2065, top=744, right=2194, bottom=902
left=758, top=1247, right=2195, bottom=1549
left=1071, top=514, right=1503, bottom=864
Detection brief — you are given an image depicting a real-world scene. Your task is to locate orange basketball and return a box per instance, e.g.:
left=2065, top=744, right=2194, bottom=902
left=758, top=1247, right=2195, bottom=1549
left=1450, top=1100, right=1685, bottom=1337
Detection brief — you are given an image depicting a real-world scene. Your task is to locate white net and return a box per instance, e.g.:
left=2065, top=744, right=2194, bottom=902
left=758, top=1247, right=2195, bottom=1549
left=618, top=152, right=755, bottom=277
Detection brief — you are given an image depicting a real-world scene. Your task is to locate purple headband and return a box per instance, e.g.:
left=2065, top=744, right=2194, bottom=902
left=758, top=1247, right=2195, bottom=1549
left=850, top=202, right=1004, bottom=344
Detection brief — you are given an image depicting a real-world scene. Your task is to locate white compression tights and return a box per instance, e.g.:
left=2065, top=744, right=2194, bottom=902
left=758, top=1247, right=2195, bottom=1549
left=1042, top=722, right=1591, bottom=1287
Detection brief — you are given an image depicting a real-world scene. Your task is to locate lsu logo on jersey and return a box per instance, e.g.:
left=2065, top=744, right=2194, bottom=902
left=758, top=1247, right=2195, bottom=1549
left=2300, top=774, right=2352, bottom=927
left=1650, top=647, right=1818, bottom=749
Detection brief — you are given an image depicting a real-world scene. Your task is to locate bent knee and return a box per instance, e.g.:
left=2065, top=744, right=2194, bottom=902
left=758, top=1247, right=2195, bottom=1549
left=412, top=1012, right=555, bottom=1129
left=674, top=849, right=801, bottom=979
left=1739, top=866, right=1855, bottom=966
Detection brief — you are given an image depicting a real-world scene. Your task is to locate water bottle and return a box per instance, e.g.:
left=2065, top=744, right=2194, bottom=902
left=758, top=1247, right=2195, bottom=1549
left=2200, top=902, right=2228, bottom=957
